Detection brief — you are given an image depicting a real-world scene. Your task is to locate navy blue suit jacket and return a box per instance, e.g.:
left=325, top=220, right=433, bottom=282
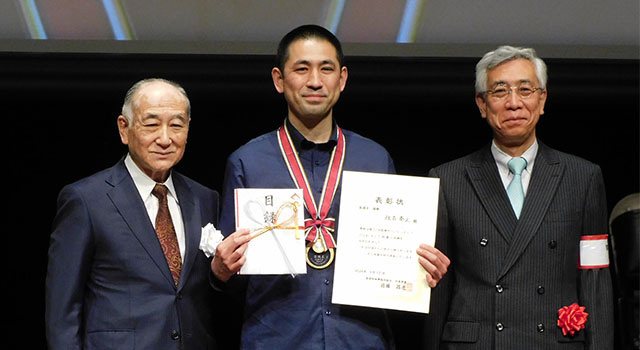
left=45, top=159, right=220, bottom=350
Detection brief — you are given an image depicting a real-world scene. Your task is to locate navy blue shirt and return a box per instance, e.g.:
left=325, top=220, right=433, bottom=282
left=220, top=120, right=396, bottom=350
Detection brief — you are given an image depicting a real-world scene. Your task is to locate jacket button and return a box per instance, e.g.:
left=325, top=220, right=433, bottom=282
left=480, top=238, right=488, bottom=246
left=537, top=323, right=545, bottom=332
left=171, top=330, right=180, bottom=340
left=496, top=322, right=504, bottom=331
left=496, top=284, right=504, bottom=293
left=548, top=240, right=557, bottom=249
left=537, top=285, right=545, bottom=294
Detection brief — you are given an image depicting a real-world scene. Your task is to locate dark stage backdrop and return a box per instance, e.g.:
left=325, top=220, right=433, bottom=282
left=4, top=52, right=637, bottom=349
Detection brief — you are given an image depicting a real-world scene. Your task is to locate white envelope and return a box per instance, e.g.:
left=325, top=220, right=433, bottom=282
left=235, top=188, right=307, bottom=276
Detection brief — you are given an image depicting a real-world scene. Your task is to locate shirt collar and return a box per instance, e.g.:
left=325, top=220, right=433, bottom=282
left=124, top=153, right=178, bottom=202
left=285, top=117, right=338, bottom=150
left=491, top=139, right=539, bottom=175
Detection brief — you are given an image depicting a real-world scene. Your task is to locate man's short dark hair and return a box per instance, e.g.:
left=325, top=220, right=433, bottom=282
left=276, top=24, right=344, bottom=73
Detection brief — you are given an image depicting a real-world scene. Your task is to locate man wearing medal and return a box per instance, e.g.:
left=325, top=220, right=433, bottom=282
left=211, top=24, right=450, bottom=349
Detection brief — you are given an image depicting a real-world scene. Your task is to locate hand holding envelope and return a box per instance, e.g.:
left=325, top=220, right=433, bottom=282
left=211, top=189, right=306, bottom=281
left=235, top=188, right=307, bottom=276
left=210, top=228, right=251, bottom=282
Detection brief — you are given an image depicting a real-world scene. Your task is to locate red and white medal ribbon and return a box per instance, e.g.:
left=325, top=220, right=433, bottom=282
left=277, top=123, right=345, bottom=250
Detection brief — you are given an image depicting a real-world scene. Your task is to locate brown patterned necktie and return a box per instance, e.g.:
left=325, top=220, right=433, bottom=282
left=152, top=184, right=182, bottom=286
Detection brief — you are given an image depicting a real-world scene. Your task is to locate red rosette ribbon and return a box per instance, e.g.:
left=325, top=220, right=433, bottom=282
left=557, top=303, right=589, bottom=336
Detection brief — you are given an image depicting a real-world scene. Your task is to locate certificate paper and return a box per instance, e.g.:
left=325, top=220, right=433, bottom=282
left=235, top=188, right=307, bottom=276
left=332, top=171, right=439, bottom=313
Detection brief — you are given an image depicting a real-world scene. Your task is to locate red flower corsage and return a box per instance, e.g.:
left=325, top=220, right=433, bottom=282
left=557, top=303, right=588, bottom=336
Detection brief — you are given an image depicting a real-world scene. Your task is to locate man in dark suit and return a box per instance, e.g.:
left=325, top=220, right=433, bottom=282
left=46, top=78, right=221, bottom=349
left=426, top=46, right=614, bottom=349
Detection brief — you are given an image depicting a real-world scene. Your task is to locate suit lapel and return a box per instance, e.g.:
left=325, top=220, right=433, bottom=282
left=105, top=160, right=177, bottom=287
left=173, top=173, right=201, bottom=291
left=497, top=143, right=564, bottom=280
left=466, top=146, right=518, bottom=244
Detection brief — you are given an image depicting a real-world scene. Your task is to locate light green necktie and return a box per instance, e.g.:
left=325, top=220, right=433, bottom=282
left=507, top=157, right=527, bottom=219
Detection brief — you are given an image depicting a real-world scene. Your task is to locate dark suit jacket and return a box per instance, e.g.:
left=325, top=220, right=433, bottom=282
left=45, top=159, right=220, bottom=350
left=425, top=142, right=613, bottom=350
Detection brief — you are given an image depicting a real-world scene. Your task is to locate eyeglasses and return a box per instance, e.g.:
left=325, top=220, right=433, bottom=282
left=484, top=83, right=543, bottom=99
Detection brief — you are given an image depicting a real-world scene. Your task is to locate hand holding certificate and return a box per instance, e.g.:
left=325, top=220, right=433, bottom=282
left=332, top=171, right=440, bottom=314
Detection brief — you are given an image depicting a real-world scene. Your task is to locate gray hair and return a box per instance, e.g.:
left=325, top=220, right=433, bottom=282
left=121, top=78, right=191, bottom=124
left=475, top=45, right=548, bottom=94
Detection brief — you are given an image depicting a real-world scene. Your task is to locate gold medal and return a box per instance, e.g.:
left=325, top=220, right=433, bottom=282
left=312, top=239, right=325, bottom=253
left=306, top=243, right=335, bottom=269
left=278, top=123, right=346, bottom=269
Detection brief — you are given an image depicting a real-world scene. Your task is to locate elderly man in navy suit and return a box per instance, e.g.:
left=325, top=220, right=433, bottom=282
left=46, top=78, right=221, bottom=349
left=426, top=46, right=614, bottom=349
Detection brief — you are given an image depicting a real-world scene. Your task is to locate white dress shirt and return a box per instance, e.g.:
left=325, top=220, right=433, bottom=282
left=491, top=139, right=539, bottom=196
left=124, top=154, right=186, bottom=260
